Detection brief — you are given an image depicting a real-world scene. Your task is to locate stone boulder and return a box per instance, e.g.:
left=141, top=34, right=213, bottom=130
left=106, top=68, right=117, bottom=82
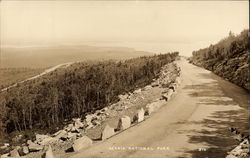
left=92, top=119, right=101, bottom=126
left=72, top=136, right=93, bottom=152
left=118, top=94, right=128, bottom=101
left=175, top=77, right=181, bottom=85
left=117, top=116, right=131, bottom=131
left=67, top=132, right=77, bottom=140
left=143, top=85, right=152, bottom=91
left=0, top=143, right=9, bottom=150
left=133, top=108, right=145, bottom=123
left=85, top=114, right=97, bottom=127
left=151, top=82, right=159, bottom=87
left=53, top=130, right=68, bottom=140
left=145, top=100, right=165, bottom=115
left=70, top=126, right=81, bottom=133
left=37, top=137, right=57, bottom=146
left=27, top=140, right=43, bottom=152
left=162, top=89, right=174, bottom=101
left=169, top=83, right=177, bottom=92
left=64, top=124, right=73, bottom=132
left=145, top=104, right=155, bottom=115
left=35, top=134, right=57, bottom=145
left=101, top=125, right=115, bottom=140
left=226, top=155, right=237, bottom=158
left=36, top=134, right=49, bottom=142
left=133, top=89, right=142, bottom=94
left=86, top=123, right=94, bottom=130
left=41, top=145, right=54, bottom=158
left=9, top=147, right=20, bottom=158
left=21, top=146, right=29, bottom=155
left=16, top=145, right=29, bottom=156
left=73, top=118, right=84, bottom=129
left=0, top=153, right=9, bottom=158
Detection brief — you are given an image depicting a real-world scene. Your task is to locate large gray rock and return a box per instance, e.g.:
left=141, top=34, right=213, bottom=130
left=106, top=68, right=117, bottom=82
left=72, top=136, right=93, bottom=152
left=64, top=124, right=74, bottom=132
left=145, top=100, right=166, bottom=115
left=240, top=139, right=249, bottom=146
left=0, top=143, right=9, bottom=150
left=151, top=82, right=159, bottom=87
left=133, top=108, right=145, bottom=123
left=133, top=89, right=142, bottom=94
left=0, top=153, right=9, bottom=158
left=35, top=134, right=57, bottom=145
left=145, top=104, right=155, bottom=115
left=53, top=130, right=67, bottom=140
left=73, top=118, right=84, bottom=129
left=70, top=126, right=80, bottom=133
left=67, top=132, right=77, bottom=140
left=41, top=145, right=54, bottom=158
left=101, top=125, right=115, bottom=140
left=117, top=116, right=131, bottom=131
left=226, top=155, right=237, bottom=158
left=92, top=119, right=101, bottom=126
left=38, top=137, right=57, bottom=146
left=143, top=85, right=152, bottom=91
left=118, top=94, right=128, bottom=100
left=162, top=89, right=174, bottom=101
left=175, top=77, right=181, bottom=84
left=9, top=147, right=20, bottom=158
left=228, top=145, right=242, bottom=156
left=27, top=140, right=43, bottom=151
left=85, top=114, right=96, bottom=128
left=169, top=83, right=177, bottom=92
left=22, top=146, right=29, bottom=155
left=36, top=134, right=49, bottom=142
left=16, top=145, right=28, bottom=156
left=86, top=123, right=94, bottom=130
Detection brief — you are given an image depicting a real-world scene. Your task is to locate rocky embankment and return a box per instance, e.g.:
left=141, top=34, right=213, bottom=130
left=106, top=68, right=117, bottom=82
left=190, top=52, right=249, bottom=91
left=226, top=128, right=250, bottom=158
left=190, top=30, right=249, bottom=91
left=0, top=62, right=181, bottom=158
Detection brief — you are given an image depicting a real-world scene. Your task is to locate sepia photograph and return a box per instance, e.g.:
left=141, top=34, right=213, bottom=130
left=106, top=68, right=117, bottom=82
left=0, top=0, right=249, bottom=158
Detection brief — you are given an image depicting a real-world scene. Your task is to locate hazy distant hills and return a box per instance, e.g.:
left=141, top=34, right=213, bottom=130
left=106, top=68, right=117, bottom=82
left=1, top=45, right=152, bottom=68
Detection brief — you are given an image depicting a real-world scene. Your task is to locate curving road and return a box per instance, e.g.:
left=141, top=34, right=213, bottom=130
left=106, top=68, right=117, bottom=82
left=63, top=58, right=249, bottom=158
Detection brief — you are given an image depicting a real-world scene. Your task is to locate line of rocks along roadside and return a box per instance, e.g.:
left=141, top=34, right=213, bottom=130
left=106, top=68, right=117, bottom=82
left=0, top=62, right=181, bottom=158
left=226, top=128, right=250, bottom=158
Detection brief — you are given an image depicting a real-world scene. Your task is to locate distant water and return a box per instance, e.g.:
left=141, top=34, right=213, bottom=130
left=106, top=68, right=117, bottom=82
left=82, top=41, right=211, bottom=57
left=1, top=41, right=211, bottom=57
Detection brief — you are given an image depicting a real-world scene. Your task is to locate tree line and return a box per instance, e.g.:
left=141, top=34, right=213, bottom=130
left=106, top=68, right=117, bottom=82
left=0, top=52, right=179, bottom=138
left=191, top=29, right=249, bottom=90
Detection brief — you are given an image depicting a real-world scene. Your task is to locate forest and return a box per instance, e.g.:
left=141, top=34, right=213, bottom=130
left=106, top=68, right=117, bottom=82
left=191, top=29, right=249, bottom=90
left=0, top=52, right=179, bottom=141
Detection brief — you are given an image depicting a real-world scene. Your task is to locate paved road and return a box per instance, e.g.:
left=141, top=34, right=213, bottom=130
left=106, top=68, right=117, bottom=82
left=66, top=58, right=249, bottom=158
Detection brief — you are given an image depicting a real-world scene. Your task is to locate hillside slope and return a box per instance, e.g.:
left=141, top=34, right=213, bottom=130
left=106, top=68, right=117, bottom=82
left=190, top=30, right=249, bottom=91
left=0, top=53, right=179, bottom=145
left=0, top=68, right=45, bottom=89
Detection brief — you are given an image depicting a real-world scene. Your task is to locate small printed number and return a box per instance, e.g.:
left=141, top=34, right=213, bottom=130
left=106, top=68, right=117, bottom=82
left=198, top=148, right=207, bottom=151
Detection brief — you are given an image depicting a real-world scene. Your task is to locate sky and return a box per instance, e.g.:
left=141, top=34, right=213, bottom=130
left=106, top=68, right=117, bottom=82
left=0, top=1, right=249, bottom=56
